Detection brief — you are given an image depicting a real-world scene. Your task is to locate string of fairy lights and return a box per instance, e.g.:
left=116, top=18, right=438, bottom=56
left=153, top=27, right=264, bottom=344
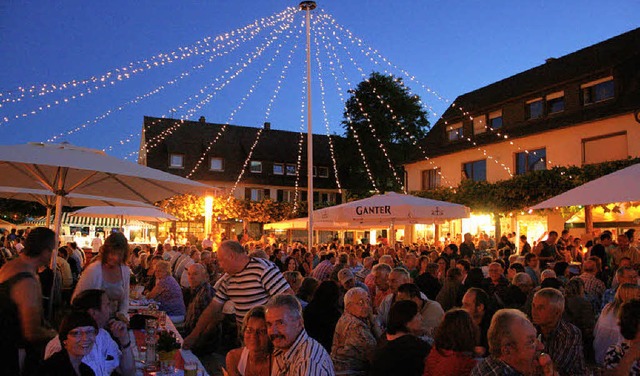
left=315, top=18, right=403, bottom=191
left=313, top=20, right=378, bottom=193
left=320, top=11, right=554, bottom=171
left=292, top=66, right=309, bottom=212
left=311, top=22, right=343, bottom=194
left=140, top=10, right=297, bottom=157
left=226, top=19, right=304, bottom=200
left=185, top=15, right=301, bottom=179
left=0, top=7, right=296, bottom=107
left=314, top=15, right=455, bottom=187
left=45, top=10, right=281, bottom=143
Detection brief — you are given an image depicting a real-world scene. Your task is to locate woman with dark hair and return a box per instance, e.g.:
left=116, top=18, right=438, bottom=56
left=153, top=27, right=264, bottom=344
left=604, top=299, right=640, bottom=374
left=435, top=256, right=449, bottom=284
left=424, top=308, right=479, bottom=376
left=303, top=280, right=342, bottom=352
left=72, top=232, right=131, bottom=321
left=372, top=300, right=431, bottom=376
left=284, top=256, right=300, bottom=273
left=464, top=267, right=485, bottom=289
left=296, top=276, right=319, bottom=306
left=225, top=306, right=272, bottom=376
left=39, top=311, right=98, bottom=375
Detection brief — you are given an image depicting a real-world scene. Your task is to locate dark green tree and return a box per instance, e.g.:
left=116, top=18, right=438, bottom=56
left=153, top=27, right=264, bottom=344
left=338, top=72, right=430, bottom=194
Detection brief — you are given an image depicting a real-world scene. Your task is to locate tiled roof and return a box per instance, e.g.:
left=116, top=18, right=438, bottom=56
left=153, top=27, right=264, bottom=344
left=142, top=117, right=343, bottom=189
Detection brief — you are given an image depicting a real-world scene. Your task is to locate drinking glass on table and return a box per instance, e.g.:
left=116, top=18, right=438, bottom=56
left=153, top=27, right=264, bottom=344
left=184, top=361, right=198, bottom=376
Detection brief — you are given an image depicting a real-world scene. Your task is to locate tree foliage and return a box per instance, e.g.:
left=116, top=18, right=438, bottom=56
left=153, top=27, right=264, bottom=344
left=413, top=158, right=640, bottom=215
left=338, top=72, right=430, bottom=194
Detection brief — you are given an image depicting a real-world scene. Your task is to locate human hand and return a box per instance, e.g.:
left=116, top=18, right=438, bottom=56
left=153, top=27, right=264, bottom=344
left=108, top=319, right=129, bottom=344
left=537, top=352, right=557, bottom=376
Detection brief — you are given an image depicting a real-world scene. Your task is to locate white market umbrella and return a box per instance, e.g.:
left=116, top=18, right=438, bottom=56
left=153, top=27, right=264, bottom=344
left=70, top=205, right=178, bottom=224
left=0, top=186, right=156, bottom=227
left=529, top=163, right=640, bottom=209
left=313, top=192, right=470, bottom=242
left=0, top=142, right=214, bottom=316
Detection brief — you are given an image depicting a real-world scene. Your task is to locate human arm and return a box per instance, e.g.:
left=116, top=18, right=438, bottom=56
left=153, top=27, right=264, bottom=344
left=12, top=277, right=57, bottom=343
left=604, top=342, right=640, bottom=376
left=107, top=319, right=135, bottom=376
left=182, top=298, right=225, bottom=349
left=119, top=265, right=130, bottom=318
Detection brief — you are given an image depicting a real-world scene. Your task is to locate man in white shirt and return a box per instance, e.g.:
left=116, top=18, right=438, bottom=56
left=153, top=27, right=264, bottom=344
left=45, top=289, right=134, bottom=376
left=91, top=233, right=103, bottom=253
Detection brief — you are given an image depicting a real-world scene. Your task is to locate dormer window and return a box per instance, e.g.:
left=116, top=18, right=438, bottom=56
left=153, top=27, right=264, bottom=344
left=525, top=98, right=544, bottom=120
left=546, top=91, right=565, bottom=114
left=446, top=122, right=464, bottom=141
left=473, top=115, right=486, bottom=135
left=489, top=110, right=503, bottom=130
left=581, top=76, right=614, bottom=105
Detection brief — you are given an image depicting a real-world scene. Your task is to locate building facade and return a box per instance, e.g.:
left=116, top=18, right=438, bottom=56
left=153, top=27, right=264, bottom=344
left=404, top=27, right=640, bottom=240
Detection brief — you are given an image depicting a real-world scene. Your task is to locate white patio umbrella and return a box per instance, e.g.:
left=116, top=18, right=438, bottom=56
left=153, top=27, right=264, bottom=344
left=529, top=163, right=640, bottom=209
left=0, top=142, right=214, bottom=316
left=70, top=205, right=178, bottom=224
left=313, top=192, right=470, bottom=242
left=0, top=186, right=156, bottom=227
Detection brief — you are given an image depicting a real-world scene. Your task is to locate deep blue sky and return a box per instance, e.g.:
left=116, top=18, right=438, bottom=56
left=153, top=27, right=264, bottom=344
left=0, top=1, right=637, bottom=159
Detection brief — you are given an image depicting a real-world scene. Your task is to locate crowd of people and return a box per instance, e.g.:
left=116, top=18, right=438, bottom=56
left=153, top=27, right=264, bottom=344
left=1, top=226, right=640, bottom=375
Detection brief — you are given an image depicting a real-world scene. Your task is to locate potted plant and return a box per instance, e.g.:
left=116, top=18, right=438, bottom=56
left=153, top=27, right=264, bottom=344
left=156, top=330, right=181, bottom=364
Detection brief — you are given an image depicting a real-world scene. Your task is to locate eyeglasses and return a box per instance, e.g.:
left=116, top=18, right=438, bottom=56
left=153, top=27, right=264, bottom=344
left=68, top=328, right=97, bottom=338
left=245, top=328, right=268, bottom=336
left=350, top=299, right=369, bottom=306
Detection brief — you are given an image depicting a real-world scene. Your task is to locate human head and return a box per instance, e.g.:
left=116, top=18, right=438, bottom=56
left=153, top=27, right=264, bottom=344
left=283, top=271, right=303, bottom=293
left=617, top=234, right=630, bottom=250
left=617, top=266, right=639, bottom=285
left=379, top=254, right=394, bottom=267
left=513, top=272, right=533, bottom=293
left=372, top=263, right=392, bottom=291
left=488, top=309, right=542, bottom=374
left=337, top=268, right=356, bottom=290
left=583, top=259, right=598, bottom=274
left=344, top=287, right=371, bottom=319
left=564, top=277, right=585, bottom=298
left=524, top=253, right=538, bottom=268
left=285, top=256, right=298, bottom=272
left=101, top=232, right=129, bottom=267
left=618, top=299, right=640, bottom=341
left=218, top=240, right=248, bottom=275
left=488, top=262, right=503, bottom=282
left=540, top=269, right=557, bottom=282
left=265, top=294, right=304, bottom=349
left=386, top=300, right=421, bottom=335
left=547, top=231, right=558, bottom=243
left=187, top=263, right=208, bottom=288
left=434, top=308, right=479, bottom=353
left=388, top=268, right=410, bottom=293
left=445, top=267, right=463, bottom=283
left=507, top=263, right=524, bottom=280
left=71, top=289, right=110, bottom=328
left=154, top=260, right=171, bottom=279
left=456, top=259, right=471, bottom=276
left=613, top=283, right=640, bottom=308
left=241, top=306, right=271, bottom=353
left=532, top=288, right=565, bottom=328
left=22, top=227, right=56, bottom=262
left=297, top=277, right=319, bottom=302
left=59, top=310, right=99, bottom=359
left=600, top=232, right=612, bottom=246
left=462, top=287, right=490, bottom=320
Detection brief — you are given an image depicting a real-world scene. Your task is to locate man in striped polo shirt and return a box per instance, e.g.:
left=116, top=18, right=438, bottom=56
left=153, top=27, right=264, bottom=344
left=182, top=240, right=292, bottom=349
left=266, top=294, right=335, bottom=376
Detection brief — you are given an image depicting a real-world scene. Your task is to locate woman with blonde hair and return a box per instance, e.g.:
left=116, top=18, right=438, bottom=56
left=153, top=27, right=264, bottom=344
left=225, top=306, right=272, bottom=376
left=146, top=260, right=185, bottom=320
left=593, top=283, right=640, bottom=365
left=72, top=232, right=131, bottom=321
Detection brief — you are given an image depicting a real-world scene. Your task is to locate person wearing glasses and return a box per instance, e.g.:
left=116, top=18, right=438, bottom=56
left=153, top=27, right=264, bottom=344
left=225, top=306, right=272, bottom=376
left=40, top=310, right=98, bottom=375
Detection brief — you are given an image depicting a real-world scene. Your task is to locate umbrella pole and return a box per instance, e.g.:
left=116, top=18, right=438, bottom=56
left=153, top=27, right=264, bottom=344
left=45, top=206, right=52, bottom=228
left=48, top=194, right=64, bottom=321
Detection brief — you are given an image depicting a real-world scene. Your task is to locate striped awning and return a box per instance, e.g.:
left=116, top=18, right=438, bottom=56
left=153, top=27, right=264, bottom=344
left=23, top=213, right=156, bottom=229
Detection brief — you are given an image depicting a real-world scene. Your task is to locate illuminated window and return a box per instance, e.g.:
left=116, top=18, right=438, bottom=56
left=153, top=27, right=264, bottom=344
left=250, top=161, right=262, bottom=173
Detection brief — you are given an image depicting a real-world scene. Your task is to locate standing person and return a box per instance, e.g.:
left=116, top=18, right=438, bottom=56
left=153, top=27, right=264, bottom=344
left=533, top=231, right=559, bottom=270
left=519, top=235, right=532, bottom=255
left=183, top=240, right=292, bottom=349
left=72, top=232, right=131, bottom=322
left=266, top=294, right=335, bottom=376
left=90, top=233, right=102, bottom=255
left=0, top=227, right=58, bottom=375
left=459, top=233, right=476, bottom=260
left=225, top=306, right=272, bottom=376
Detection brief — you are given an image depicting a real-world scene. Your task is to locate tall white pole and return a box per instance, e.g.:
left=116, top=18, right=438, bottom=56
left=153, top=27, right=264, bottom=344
left=300, top=1, right=316, bottom=248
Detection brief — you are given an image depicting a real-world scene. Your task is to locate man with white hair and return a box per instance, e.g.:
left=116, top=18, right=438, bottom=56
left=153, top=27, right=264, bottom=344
left=266, top=294, right=334, bottom=375
left=331, top=287, right=380, bottom=375
left=472, top=309, right=556, bottom=375
left=578, top=259, right=606, bottom=311
left=532, top=288, right=586, bottom=375
left=369, top=263, right=393, bottom=309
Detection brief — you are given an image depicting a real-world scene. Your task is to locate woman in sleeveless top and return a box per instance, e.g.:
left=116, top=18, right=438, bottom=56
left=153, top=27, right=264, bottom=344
left=72, top=232, right=130, bottom=322
left=225, top=306, right=272, bottom=376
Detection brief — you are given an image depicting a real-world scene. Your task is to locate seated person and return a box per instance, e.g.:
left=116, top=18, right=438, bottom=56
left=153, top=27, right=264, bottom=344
left=604, top=299, right=640, bottom=375
left=372, top=300, right=432, bottom=376
left=225, top=306, right=272, bottom=376
left=45, top=289, right=134, bottom=376
left=424, top=308, right=479, bottom=376
left=40, top=311, right=98, bottom=376
left=147, top=260, right=186, bottom=320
